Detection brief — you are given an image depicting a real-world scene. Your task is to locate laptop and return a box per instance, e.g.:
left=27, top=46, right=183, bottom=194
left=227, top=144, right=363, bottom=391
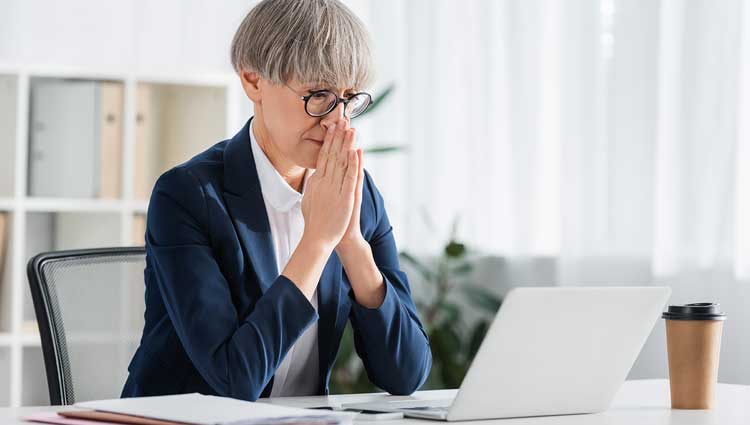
left=342, top=286, right=671, bottom=421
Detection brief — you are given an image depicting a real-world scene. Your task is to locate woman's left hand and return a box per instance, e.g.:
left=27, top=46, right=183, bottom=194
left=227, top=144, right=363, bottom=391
left=337, top=127, right=366, bottom=250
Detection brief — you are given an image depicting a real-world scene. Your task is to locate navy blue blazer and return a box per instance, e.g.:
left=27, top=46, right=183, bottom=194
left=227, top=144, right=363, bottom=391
left=122, top=117, right=432, bottom=401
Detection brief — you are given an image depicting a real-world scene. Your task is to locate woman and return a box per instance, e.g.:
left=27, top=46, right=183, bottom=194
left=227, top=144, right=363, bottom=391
left=122, top=0, right=431, bottom=401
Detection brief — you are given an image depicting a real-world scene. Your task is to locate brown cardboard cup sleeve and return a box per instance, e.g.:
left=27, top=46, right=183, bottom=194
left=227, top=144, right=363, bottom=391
left=663, top=303, right=726, bottom=410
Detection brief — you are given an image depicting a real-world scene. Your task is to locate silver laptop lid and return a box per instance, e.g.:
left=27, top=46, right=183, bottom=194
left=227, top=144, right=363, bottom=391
left=448, top=286, right=671, bottom=421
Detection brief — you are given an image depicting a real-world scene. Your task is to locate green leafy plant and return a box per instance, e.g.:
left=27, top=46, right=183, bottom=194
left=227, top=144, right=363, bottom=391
left=329, top=214, right=502, bottom=393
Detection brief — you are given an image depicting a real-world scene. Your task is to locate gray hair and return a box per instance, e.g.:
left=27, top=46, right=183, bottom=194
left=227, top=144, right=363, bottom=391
left=230, top=0, right=375, bottom=90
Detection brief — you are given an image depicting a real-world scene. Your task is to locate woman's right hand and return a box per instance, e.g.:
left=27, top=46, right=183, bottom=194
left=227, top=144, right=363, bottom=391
left=300, top=117, right=359, bottom=251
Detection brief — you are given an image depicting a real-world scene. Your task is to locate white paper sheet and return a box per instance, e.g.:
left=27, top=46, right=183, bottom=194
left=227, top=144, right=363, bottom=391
left=75, top=393, right=353, bottom=425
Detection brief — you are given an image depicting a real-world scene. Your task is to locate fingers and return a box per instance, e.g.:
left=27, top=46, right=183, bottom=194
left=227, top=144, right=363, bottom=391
left=335, top=118, right=350, bottom=154
left=319, top=116, right=359, bottom=200
left=316, top=122, right=336, bottom=176
left=342, top=127, right=355, bottom=156
left=331, top=140, right=348, bottom=190
left=356, top=148, right=364, bottom=193
left=333, top=127, right=357, bottom=189
left=342, top=149, right=359, bottom=194
left=325, top=118, right=349, bottom=180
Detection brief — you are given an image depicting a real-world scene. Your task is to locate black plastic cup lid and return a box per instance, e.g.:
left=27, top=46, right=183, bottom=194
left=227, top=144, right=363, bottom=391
left=662, top=303, right=726, bottom=321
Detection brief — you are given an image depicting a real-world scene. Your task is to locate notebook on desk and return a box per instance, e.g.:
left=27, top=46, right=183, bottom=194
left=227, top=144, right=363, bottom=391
left=69, top=393, right=352, bottom=425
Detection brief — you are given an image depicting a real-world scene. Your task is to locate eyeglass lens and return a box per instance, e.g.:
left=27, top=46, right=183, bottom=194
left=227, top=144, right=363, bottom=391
left=306, top=91, right=370, bottom=118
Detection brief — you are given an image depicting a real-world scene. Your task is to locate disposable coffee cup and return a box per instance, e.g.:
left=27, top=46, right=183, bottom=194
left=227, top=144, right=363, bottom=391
left=663, top=303, right=726, bottom=409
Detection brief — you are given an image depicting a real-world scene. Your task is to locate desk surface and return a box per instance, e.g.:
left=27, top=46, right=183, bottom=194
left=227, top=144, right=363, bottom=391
left=3, top=379, right=749, bottom=425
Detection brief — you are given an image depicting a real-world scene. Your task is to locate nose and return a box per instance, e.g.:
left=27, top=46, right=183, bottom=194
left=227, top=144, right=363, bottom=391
left=320, top=102, right=349, bottom=132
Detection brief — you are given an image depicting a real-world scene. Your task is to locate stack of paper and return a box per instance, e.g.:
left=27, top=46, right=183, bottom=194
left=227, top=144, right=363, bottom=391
left=24, top=393, right=353, bottom=425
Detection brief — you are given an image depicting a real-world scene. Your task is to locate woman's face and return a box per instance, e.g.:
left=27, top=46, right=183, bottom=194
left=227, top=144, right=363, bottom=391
left=252, top=76, right=355, bottom=170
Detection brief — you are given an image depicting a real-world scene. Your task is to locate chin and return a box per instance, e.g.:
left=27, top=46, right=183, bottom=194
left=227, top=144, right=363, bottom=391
left=298, top=146, right=320, bottom=169
left=298, top=155, right=318, bottom=170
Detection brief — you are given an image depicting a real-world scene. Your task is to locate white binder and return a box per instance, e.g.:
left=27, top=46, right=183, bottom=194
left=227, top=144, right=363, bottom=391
left=29, top=79, right=123, bottom=198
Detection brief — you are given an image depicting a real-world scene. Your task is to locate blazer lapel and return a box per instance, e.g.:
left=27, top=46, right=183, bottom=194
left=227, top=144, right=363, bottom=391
left=223, top=117, right=278, bottom=294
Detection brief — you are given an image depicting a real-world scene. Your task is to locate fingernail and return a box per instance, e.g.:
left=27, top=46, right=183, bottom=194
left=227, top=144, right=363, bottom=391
left=328, top=124, right=336, bottom=132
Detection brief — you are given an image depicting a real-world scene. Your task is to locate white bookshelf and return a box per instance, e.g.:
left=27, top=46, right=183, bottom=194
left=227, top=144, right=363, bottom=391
left=0, top=65, right=250, bottom=407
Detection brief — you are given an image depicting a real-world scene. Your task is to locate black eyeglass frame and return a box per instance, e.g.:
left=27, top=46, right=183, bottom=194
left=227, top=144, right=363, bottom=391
left=298, top=89, right=373, bottom=118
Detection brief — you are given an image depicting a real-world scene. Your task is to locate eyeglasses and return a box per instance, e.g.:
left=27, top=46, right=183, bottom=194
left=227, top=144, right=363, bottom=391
left=287, top=85, right=372, bottom=119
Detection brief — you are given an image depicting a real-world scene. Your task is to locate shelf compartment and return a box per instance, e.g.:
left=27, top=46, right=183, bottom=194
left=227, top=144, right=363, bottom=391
left=133, top=83, right=228, bottom=201
left=21, top=346, right=48, bottom=406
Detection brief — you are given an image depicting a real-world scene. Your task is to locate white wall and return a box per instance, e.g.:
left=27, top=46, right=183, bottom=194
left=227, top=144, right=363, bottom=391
left=0, top=0, right=251, bottom=74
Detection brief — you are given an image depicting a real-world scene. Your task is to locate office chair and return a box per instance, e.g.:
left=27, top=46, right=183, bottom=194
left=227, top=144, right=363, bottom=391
left=26, top=247, right=146, bottom=405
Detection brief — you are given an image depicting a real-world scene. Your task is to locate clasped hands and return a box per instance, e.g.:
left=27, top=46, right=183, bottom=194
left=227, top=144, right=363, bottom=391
left=293, top=117, right=385, bottom=308
left=301, top=117, right=366, bottom=254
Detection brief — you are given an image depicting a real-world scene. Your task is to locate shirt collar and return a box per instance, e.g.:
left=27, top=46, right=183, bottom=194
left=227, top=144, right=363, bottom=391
left=249, top=119, right=312, bottom=212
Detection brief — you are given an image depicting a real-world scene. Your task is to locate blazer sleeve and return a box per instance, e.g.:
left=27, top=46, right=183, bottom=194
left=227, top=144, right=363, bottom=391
left=145, top=167, right=318, bottom=401
left=346, top=170, right=433, bottom=394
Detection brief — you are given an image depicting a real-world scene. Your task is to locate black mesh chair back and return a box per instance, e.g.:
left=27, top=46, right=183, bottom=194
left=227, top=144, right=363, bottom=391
left=26, top=247, right=146, bottom=405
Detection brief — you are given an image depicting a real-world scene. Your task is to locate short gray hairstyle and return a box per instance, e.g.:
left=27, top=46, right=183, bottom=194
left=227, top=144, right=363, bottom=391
left=230, top=0, right=375, bottom=90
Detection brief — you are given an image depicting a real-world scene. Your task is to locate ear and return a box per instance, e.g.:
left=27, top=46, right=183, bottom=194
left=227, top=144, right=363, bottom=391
left=239, top=70, right=262, bottom=103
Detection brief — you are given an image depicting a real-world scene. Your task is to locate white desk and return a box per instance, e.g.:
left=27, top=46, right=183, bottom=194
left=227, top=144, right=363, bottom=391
left=2, top=380, right=748, bottom=425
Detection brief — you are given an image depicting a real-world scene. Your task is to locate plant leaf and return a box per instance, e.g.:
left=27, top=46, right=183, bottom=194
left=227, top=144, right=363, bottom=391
left=430, top=324, right=463, bottom=359
left=437, top=302, right=461, bottom=325
left=399, top=251, right=435, bottom=282
left=444, top=241, right=466, bottom=258
left=440, top=355, right=467, bottom=389
left=469, top=320, right=490, bottom=359
left=358, top=83, right=395, bottom=117
left=461, top=285, right=502, bottom=313
left=336, top=323, right=355, bottom=364
left=450, top=262, right=473, bottom=275
left=364, top=145, right=407, bottom=154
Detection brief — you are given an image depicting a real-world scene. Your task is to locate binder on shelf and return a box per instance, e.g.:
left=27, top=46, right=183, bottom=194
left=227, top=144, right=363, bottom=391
left=0, top=212, right=9, bottom=331
left=132, top=214, right=147, bottom=246
left=0, top=212, right=7, bottom=277
left=28, top=79, right=124, bottom=199
left=98, top=82, right=124, bottom=199
left=133, top=84, right=156, bottom=201
left=29, top=79, right=100, bottom=198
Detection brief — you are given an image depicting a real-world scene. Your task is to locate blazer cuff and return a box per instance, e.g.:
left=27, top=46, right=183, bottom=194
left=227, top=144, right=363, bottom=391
left=268, top=275, right=319, bottom=325
left=349, top=272, right=399, bottom=324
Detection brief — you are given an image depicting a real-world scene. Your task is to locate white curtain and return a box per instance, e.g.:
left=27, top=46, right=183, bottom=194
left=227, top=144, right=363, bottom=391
left=358, top=0, right=750, bottom=284
left=356, top=0, right=750, bottom=383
